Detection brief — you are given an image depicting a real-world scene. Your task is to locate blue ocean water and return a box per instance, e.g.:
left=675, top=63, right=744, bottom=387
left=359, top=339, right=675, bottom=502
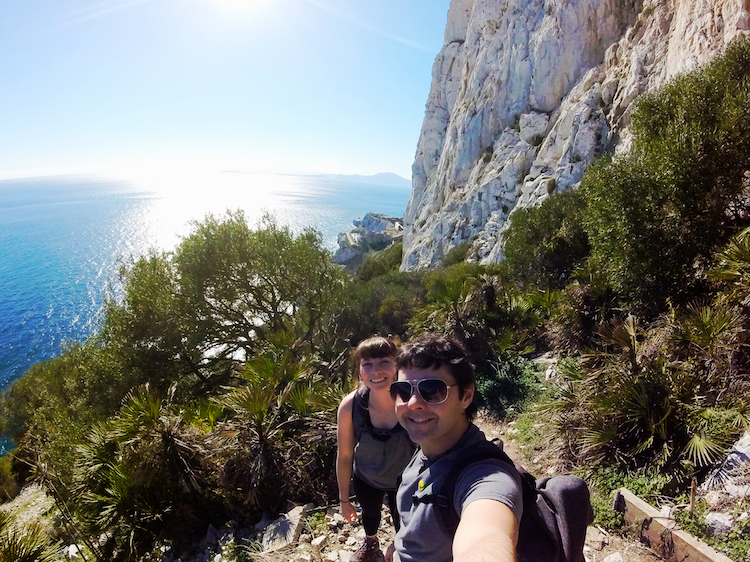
left=0, top=172, right=410, bottom=454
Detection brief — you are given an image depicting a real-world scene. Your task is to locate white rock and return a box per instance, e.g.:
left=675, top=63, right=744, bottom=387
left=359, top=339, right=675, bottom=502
left=519, top=112, right=550, bottom=145
left=603, top=554, right=625, bottom=562
left=402, top=0, right=750, bottom=270
left=66, top=544, right=83, bottom=560
left=705, top=512, right=734, bottom=538
left=311, top=535, right=328, bottom=548
left=261, top=504, right=312, bottom=552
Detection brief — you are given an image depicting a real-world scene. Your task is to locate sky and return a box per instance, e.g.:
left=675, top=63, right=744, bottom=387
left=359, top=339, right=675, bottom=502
left=0, top=0, right=451, bottom=181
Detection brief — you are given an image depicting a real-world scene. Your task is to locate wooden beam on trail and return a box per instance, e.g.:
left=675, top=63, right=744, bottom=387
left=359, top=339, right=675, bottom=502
left=613, top=488, right=733, bottom=562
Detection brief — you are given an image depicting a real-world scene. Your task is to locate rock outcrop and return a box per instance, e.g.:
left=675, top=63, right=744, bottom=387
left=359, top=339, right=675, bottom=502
left=333, top=213, right=403, bottom=271
left=402, top=0, right=750, bottom=270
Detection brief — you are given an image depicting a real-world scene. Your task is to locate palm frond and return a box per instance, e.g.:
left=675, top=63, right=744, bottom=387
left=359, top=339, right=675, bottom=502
left=683, top=433, right=727, bottom=467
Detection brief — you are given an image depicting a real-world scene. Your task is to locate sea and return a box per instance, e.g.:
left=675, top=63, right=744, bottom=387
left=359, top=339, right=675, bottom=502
left=0, top=171, right=411, bottom=454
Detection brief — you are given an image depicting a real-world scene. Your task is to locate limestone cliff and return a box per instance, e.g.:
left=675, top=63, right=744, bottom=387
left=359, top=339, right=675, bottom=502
left=402, top=0, right=750, bottom=270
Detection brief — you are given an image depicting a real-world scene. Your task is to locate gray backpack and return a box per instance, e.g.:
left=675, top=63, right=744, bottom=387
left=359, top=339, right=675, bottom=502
left=420, top=440, right=593, bottom=562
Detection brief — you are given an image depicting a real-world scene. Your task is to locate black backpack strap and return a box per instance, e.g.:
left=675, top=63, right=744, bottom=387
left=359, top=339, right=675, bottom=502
left=351, top=387, right=371, bottom=441
left=414, top=440, right=517, bottom=536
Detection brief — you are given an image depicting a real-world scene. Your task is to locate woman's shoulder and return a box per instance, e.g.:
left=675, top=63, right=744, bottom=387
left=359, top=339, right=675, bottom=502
left=337, top=389, right=358, bottom=414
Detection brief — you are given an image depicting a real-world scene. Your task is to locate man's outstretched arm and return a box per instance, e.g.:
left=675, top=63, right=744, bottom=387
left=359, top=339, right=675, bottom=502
left=453, top=499, right=518, bottom=562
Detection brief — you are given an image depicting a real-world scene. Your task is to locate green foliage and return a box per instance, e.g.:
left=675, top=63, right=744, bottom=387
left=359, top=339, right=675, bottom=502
left=73, top=385, right=214, bottom=561
left=580, top=38, right=750, bottom=313
left=408, top=264, right=497, bottom=359
left=356, top=241, right=403, bottom=282
left=710, top=226, right=750, bottom=307
left=213, top=347, right=340, bottom=519
left=474, top=354, right=543, bottom=418
left=0, top=453, right=18, bottom=502
left=592, top=465, right=672, bottom=501
left=305, top=510, right=328, bottom=534
left=0, top=341, right=127, bottom=489
left=587, top=465, right=672, bottom=529
left=542, top=314, right=749, bottom=474
left=441, top=241, right=471, bottom=267
left=675, top=499, right=750, bottom=562
left=336, top=270, right=427, bottom=342
left=502, top=188, right=589, bottom=290
left=103, top=211, right=349, bottom=394
left=0, top=512, right=62, bottom=562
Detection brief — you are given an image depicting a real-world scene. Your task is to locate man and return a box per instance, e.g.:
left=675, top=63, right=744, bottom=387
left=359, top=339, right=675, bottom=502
left=387, top=335, right=522, bottom=562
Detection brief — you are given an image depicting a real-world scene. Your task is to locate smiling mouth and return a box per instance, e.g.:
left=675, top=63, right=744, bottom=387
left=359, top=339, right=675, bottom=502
left=370, top=376, right=387, bottom=383
left=406, top=416, right=435, bottom=424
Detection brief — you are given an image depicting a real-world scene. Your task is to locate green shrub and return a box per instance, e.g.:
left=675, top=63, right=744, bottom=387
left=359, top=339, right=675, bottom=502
left=541, top=314, right=749, bottom=475
left=502, top=188, right=589, bottom=291
left=305, top=510, right=328, bottom=535
left=0, top=511, right=63, bottom=562
left=474, top=354, right=544, bottom=418
left=441, top=241, right=471, bottom=267
left=356, top=241, right=403, bottom=282
left=675, top=498, right=750, bottom=562
left=0, top=453, right=18, bottom=502
left=337, top=270, right=427, bottom=342
left=581, top=37, right=750, bottom=314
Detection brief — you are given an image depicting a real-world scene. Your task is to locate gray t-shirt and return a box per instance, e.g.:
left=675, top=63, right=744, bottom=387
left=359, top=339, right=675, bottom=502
left=393, top=424, right=523, bottom=562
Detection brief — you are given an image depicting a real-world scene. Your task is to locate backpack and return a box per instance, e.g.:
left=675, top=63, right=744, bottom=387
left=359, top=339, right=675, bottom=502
left=420, top=440, right=593, bottom=562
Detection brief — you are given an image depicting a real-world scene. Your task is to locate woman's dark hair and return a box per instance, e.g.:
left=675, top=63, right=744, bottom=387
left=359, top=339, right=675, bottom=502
left=354, top=336, right=398, bottom=361
left=396, top=334, right=477, bottom=418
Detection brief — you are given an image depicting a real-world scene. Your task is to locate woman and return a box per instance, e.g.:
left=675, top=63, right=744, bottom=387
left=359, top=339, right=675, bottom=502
left=336, top=336, right=415, bottom=562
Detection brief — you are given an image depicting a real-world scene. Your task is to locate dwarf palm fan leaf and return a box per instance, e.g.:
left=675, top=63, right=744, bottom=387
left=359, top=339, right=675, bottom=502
left=220, top=382, right=280, bottom=436
left=684, top=433, right=727, bottom=467
left=680, top=302, right=742, bottom=355
left=580, top=425, right=619, bottom=458
left=288, top=380, right=318, bottom=415
left=709, top=226, right=750, bottom=285
left=682, top=407, right=737, bottom=466
left=537, top=357, right=584, bottom=416
left=0, top=512, right=62, bottom=562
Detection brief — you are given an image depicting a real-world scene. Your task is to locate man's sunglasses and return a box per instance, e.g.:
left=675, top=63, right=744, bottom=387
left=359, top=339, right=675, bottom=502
left=389, top=378, right=454, bottom=404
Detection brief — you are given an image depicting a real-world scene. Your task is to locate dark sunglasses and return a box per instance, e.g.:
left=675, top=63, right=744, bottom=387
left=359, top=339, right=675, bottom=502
left=389, top=378, right=454, bottom=404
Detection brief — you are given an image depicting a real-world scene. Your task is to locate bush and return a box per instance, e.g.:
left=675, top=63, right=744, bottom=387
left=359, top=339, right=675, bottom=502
left=441, top=241, right=471, bottom=267
left=337, top=270, right=427, bottom=342
left=580, top=37, right=750, bottom=314
left=502, top=188, right=589, bottom=290
left=0, top=453, right=18, bottom=502
left=675, top=498, right=750, bottom=562
left=356, top=241, right=403, bottom=282
left=541, top=314, right=749, bottom=476
left=474, top=354, right=543, bottom=418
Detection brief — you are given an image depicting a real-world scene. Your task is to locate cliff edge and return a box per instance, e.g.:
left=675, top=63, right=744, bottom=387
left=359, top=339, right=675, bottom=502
left=402, top=0, right=750, bottom=270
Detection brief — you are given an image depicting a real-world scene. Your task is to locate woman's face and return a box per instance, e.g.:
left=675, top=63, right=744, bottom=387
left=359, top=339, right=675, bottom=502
left=359, top=356, right=397, bottom=391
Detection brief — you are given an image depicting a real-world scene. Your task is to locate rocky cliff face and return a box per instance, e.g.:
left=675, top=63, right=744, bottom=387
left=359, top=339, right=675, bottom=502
left=402, top=0, right=750, bottom=270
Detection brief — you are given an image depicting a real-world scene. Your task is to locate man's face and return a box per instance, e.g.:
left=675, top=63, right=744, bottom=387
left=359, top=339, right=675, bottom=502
left=394, top=364, right=473, bottom=458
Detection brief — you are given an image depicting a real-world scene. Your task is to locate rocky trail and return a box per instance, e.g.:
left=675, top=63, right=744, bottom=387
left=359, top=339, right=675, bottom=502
left=242, top=415, right=665, bottom=562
